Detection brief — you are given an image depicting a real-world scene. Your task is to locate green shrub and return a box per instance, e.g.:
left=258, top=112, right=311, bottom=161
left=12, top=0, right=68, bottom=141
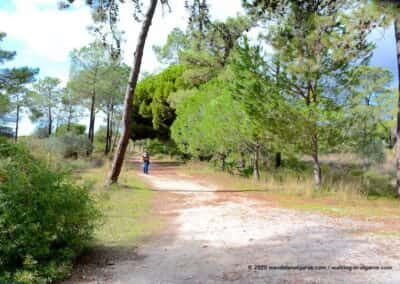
left=46, top=133, right=92, bottom=158
left=94, top=126, right=107, bottom=151
left=55, top=124, right=86, bottom=136
left=0, top=140, right=99, bottom=283
left=356, top=138, right=386, bottom=165
left=146, top=139, right=181, bottom=157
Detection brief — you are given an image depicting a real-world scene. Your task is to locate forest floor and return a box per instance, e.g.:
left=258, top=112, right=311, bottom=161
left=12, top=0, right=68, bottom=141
left=64, top=159, right=400, bottom=284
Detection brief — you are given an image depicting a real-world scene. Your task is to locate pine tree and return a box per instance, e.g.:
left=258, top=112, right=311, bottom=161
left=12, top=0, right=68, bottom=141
left=241, top=0, right=381, bottom=188
left=29, top=77, right=62, bottom=137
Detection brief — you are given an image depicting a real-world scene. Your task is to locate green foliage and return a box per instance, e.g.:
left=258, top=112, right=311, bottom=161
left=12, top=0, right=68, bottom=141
left=132, top=64, right=187, bottom=140
left=46, top=133, right=93, bottom=158
left=0, top=32, right=15, bottom=65
left=58, top=87, right=82, bottom=128
left=171, top=78, right=259, bottom=160
left=146, top=139, right=180, bottom=156
left=94, top=126, right=108, bottom=151
left=0, top=32, right=38, bottom=130
left=67, top=41, right=110, bottom=124
left=344, top=66, right=394, bottom=162
left=28, top=77, right=62, bottom=137
left=55, top=124, right=86, bottom=136
left=0, top=139, right=99, bottom=283
left=180, top=16, right=252, bottom=86
left=153, top=28, right=189, bottom=64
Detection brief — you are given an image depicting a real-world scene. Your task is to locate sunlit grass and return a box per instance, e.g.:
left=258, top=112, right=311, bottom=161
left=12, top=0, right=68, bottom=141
left=77, top=162, right=161, bottom=248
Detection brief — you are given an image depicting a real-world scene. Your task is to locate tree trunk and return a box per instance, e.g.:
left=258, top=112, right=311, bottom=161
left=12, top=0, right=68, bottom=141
left=15, top=97, right=20, bottom=142
left=311, top=134, right=321, bottom=190
left=67, top=105, right=72, bottom=132
left=395, top=17, right=400, bottom=198
left=14, top=94, right=20, bottom=142
left=274, top=61, right=281, bottom=169
left=48, top=104, right=52, bottom=137
left=88, top=91, right=96, bottom=144
left=238, top=151, right=245, bottom=172
left=220, top=153, right=226, bottom=171
left=108, top=103, right=114, bottom=152
left=275, top=152, right=281, bottom=169
left=107, top=0, right=158, bottom=184
left=105, top=103, right=112, bottom=155
left=253, top=145, right=260, bottom=181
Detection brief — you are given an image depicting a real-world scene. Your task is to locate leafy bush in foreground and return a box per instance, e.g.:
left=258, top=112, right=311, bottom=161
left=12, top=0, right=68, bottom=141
left=0, top=139, right=99, bottom=283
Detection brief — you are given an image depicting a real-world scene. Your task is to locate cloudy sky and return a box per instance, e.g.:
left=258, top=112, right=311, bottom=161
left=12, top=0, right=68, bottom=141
left=0, top=0, right=397, bottom=135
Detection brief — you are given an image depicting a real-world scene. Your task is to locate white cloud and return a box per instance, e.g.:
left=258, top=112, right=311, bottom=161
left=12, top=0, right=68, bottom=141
left=0, top=0, right=93, bottom=62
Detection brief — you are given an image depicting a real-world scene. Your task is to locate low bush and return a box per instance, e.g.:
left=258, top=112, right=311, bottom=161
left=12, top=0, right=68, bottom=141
left=146, top=139, right=181, bottom=157
left=55, top=124, right=86, bottom=136
left=0, top=139, right=99, bottom=283
left=46, top=133, right=92, bottom=158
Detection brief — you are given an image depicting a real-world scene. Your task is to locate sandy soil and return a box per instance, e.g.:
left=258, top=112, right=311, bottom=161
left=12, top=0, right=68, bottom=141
left=65, top=162, right=400, bottom=284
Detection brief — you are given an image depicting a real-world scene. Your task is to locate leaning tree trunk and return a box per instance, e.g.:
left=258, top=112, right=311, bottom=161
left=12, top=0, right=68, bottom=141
left=395, top=16, right=400, bottom=198
left=108, top=0, right=158, bottom=184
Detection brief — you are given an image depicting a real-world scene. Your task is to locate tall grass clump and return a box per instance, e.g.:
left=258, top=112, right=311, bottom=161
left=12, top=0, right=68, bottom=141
left=0, top=139, right=99, bottom=283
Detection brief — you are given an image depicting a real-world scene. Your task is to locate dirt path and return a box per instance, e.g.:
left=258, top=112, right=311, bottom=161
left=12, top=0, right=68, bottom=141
left=68, top=162, right=400, bottom=283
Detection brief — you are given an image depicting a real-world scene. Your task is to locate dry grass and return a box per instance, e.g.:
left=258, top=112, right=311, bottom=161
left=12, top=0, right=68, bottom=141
left=179, top=161, right=400, bottom=221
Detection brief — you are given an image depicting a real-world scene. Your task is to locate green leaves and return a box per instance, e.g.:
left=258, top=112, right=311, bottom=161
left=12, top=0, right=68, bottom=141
left=28, top=77, right=61, bottom=126
left=0, top=139, right=99, bottom=283
left=132, top=64, right=187, bottom=140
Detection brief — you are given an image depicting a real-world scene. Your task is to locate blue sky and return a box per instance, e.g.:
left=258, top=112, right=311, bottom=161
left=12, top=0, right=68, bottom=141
left=0, top=0, right=398, bottom=135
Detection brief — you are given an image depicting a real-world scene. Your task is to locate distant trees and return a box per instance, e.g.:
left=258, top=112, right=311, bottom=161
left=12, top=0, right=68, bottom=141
left=59, top=87, right=82, bottom=132
left=366, top=0, right=400, bottom=196
left=97, top=63, right=129, bottom=154
left=162, top=0, right=397, bottom=189
left=346, top=66, right=393, bottom=163
left=47, top=0, right=400, bottom=194
left=0, top=32, right=38, bottom=140
left=29, top=77, right=61, bottom=137
left=179, top=15, right=252, bottom=85
left=61, top=0, right=164, bottom=183
left=68, top=41, right=109, bottom=146
left=5, top=68, right=38, bottom=141
left=240, top=0, right=382, bottom=188
left=153, top=28, right=188, bottom=64
left=184, top=0, right=211, bottom=50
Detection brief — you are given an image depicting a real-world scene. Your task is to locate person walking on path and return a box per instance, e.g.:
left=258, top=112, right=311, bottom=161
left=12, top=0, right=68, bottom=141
left=142, top=150, right=150, bottom=174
